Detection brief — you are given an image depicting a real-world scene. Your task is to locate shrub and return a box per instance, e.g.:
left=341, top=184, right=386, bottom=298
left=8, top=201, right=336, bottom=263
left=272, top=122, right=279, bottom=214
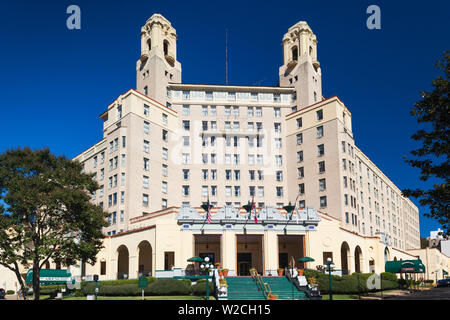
left=6, top=290, right=15, bottom=295
left=180, top=279, right=192, bottom=287
left=380, top=272, right=398, bottom=282
left=191, top=280, right=214, bottom=296
left=100, top=284, right=140, bottom=296
left=147, top=279, right=191, bottom=296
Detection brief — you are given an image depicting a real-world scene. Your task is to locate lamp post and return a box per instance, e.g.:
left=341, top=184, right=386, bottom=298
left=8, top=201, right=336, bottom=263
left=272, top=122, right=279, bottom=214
left=200, top=256, right=212, bottom=300
left=324, top=258, right=335, bottom=300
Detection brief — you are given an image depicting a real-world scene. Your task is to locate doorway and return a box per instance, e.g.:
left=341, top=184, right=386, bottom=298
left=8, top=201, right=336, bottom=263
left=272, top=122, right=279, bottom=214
left=237, top=253, right=252, bottom=276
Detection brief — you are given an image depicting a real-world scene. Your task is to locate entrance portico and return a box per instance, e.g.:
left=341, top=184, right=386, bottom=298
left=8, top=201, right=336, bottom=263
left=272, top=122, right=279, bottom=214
left=177, top=205, right=321, bottom=276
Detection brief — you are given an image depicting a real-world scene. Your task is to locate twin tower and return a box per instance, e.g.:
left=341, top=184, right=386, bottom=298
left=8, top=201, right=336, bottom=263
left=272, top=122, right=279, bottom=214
left=136, top=13, right=322, bottom=109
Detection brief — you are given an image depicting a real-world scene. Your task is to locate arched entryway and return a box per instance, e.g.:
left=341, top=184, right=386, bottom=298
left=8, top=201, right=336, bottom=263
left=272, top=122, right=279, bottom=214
left=117, top=245, right=129, bottom=279
left=138, top=241, right=153, bottom=277
left=354, top=246, right=362, bottom=273
left=340, top=242, right=351, bottom=275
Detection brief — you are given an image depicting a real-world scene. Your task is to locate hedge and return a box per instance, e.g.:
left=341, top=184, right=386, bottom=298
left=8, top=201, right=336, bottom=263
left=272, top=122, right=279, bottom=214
left=191, top=281, right=215, bottom=296
left=304, top=269, right=400, bottom=294
left=81, top=278, right=192, bottom=296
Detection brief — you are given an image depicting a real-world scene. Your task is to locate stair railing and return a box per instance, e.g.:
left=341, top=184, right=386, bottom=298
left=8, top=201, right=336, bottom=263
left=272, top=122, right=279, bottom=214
left=251, top=269, right=271, bottom=299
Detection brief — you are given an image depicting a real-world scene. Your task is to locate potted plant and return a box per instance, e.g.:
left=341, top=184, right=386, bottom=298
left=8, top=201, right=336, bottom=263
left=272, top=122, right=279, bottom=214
left=219, top=278, right=228, bottom=287
left=277, top=268, right=284, bottom=276
left=222, top=269, right=229, bottom=276
left=267, top=293, right=278, bottom=300
left=215, top=262, right=221, bottom=269
left=218, top=269, right=224, bottom=276
left=298, top=269, right=304, bottom=276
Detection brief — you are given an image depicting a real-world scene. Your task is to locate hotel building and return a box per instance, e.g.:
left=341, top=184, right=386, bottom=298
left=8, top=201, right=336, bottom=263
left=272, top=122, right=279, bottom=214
left=1, top=14, right=425, bottom=290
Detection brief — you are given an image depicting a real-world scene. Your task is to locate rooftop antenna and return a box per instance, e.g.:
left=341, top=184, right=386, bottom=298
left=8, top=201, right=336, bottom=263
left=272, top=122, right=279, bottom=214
left=225, top=28, right=228, bottom=85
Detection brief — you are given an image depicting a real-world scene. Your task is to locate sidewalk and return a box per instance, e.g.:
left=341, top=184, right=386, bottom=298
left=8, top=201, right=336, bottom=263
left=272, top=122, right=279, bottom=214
left=360, top=287, right=434, bottom=300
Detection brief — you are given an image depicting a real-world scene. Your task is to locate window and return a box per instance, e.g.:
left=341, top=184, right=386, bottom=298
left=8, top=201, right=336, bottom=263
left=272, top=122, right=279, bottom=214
left=249, top=186, right=255, bottom=197
left=120, top=191, right=125, bottom=204
left=211, top=185, right=217, bottom=196
left=249, top=170, right=255, bottom=181
left=202, top=186, right=208, bottom=197
left=274, top=108, right=281, bottom=118
left=225, top=170, right=232, bottom=180
left=100, top=168, right=104, bottom=180
left=143, top=194, right=149, bottom=207
left=345, top=212, right=349, bottom=224
left=93, top=156, right=98, bottom=168
left=258, top=186, right=264, bottom=197
left=320, top=196, right=327, bottom=208
left=233, top=106, right=239, bottom=117
left=276, top=171, right=283, bottom=181
left=225, top=106, right=231, bottom=116
left=247, top=107, right=254, bottom=117
left=143, top=140, right=150, bottom=153
left=183, top=136, right=190, bottom=146
left=255, top=107, right=262, bottom=117
left=144, top=104, right=150, bottom=116
left=143, top=176, right=149, bottom=189
left=274, top=123, right=281, bottom=133
left=210, top=105, right=216, bottom=115
left=202, top=105, right=208, bottom=116
left=143, top=121, right=150, bottom=134
left=317, top=126, right=324, bottom=138
left=162, top=199, right=167, bottom=209
left=162, top=164, right=168, bottom=177
left=225, top=186, right=232, bottom=197
left=234, top=170, right=240, bottom=181
left=162, top=181, right=168, bottom=194
left=296, top=117, right=302, bottom=128
left=202, top=169, right=208, bottom=180
left=182, top=105, right=190, bottom=116
left=234, top=186, right=241, bottom=197
left=298, top=167, right=304, bottom=179
left=276, top=187, right=283, bottom=197
left=342, top=159, right=347, bottom=170
left=257, top=170, right=264, bottom=180
left=297, top=150, right=303, bottom=163
left=319, top=178, right=326, bottom=191
left=316, top=109, right=323, bottom=120
left=318, top=161, right=325, bottom=173
left=121, top=154, right=126, bottom=166
left=182, top=169, right=190, bottom=180
left=121, top=173, right=125, bottom=186
left=211, top=154, right=216, bottom=164
left=318, top=144, right=325, bottom=156
left=182, top=185, right=190, bottom=196
left=275, top=155, right=282, bottom=166
left=299, top=183, right=305, bottom=195
left=202, top=121, right=208, bottom=131
left=162, top=148, right=168, bottom=160
left=162, top=113, right=168, bottom=125
left=182, top=153, right=190, bottom=164
left=296, top=133, right=303, bottom=145
left=299, top=200, right=305, bottom=209
left=183, top=120, right=190, bottom=131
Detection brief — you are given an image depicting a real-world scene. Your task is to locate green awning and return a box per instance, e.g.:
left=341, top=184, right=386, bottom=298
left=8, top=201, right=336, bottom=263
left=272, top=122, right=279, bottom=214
left=187, top=256, right=203, bottom=262
left=26, top=269, right=72, bottom=286
left=385, top=259, right=426, bottom=274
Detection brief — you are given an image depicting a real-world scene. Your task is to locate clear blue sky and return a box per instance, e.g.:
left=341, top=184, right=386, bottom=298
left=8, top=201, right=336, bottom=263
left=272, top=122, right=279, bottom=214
left=0, top=0, right=448, bottom=237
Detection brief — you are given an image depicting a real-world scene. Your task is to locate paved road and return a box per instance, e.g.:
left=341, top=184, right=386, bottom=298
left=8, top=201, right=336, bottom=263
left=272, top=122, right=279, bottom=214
left=384, top=287, right=450, bottom=300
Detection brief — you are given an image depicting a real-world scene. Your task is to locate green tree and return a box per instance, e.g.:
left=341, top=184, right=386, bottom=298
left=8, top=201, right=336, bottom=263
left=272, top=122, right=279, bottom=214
left=0, top=147, right=108, bottom=300
left=403, top=51, right=450, bottom=235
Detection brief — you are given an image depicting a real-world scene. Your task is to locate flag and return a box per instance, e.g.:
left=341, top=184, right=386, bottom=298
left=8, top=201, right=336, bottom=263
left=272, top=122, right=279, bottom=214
left=252, top=197, right=258, bottom=223
left=294, top=195, right=300, bottom=224
left=207, top=196, right=212, bottom=224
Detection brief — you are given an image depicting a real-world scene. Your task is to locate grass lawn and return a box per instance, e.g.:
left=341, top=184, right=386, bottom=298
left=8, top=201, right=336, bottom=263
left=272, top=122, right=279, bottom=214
left=63, top=295, right=214, bottom=300
left=321, top=294, right=359, bottom=300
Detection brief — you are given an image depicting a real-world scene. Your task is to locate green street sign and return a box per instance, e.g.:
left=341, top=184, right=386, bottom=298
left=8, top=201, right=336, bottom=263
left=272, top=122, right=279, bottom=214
left=138, top=276, right=148, bottom=289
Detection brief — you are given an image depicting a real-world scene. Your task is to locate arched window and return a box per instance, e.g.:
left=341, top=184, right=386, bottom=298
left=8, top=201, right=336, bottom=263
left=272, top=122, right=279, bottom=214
left=147, top=38, right=151, bottom=51
left=292, top=46, right=298, bottom=61
left=309, top=46, right=313, bottom=55
left=163, top=40, right=169, bottom=56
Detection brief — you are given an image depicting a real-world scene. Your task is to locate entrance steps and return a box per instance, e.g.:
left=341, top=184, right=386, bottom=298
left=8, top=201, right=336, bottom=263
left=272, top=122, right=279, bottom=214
left=225, top=276, right=309, bottom=300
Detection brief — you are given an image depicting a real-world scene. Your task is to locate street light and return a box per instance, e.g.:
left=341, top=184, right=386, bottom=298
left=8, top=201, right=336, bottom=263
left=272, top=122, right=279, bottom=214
left=324, top=257, right=335, bottom=300
left=200, top=257, right=212, bottom=300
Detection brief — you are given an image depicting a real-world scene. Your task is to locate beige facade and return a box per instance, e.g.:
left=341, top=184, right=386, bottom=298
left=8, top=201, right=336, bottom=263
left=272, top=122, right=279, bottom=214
left=0, top=14, right=427, bottom=291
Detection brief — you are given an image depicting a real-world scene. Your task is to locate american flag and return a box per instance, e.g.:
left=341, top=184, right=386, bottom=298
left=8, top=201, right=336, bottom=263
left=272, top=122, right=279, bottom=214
left=207, top=197, right=212, bottom=224
left=252, top=197, right=258, bottom=223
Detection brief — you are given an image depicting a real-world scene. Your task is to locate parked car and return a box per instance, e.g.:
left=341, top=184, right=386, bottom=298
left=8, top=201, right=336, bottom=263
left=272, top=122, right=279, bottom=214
left=437, top=279, right=450, bottom=287
left=0, top=288, right=5, bottom=299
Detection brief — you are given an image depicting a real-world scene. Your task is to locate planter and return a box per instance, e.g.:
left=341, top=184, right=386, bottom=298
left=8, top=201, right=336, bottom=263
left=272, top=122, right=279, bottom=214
left=277, top=269, right=284, bottom=276
left=218, top=270, right=224, bottom=277
left=222, top=269, right=229, bottom=277
left=267, top=294, right=278, bottom=300
left=298, top=269, right=304, bottom=276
